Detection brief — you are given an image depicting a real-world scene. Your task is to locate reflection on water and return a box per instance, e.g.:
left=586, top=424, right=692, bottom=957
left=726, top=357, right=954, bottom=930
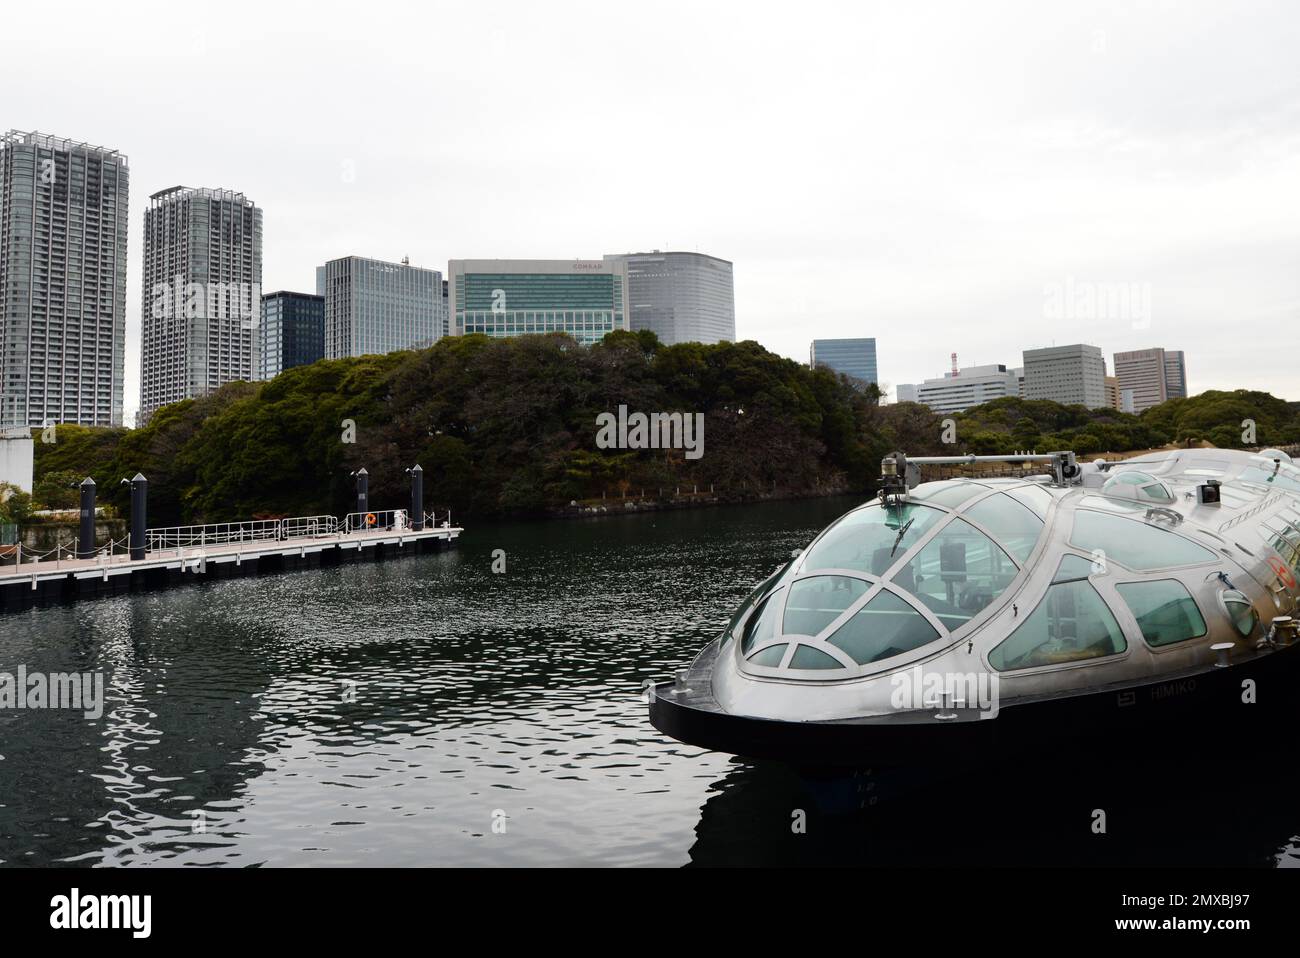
left=1, top=495, right=1297, bottom=867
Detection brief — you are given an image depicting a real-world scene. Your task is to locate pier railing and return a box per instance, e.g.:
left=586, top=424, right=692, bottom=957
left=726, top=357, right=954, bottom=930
left=344, top=509, right=410, bottom=534
left=147, top=520, right=283, bottom=551
left=281, top=515, right=339, bottom=539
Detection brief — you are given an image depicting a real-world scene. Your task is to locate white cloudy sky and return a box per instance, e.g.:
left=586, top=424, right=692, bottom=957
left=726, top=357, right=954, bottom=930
left=4, top=0, right=1298, bottom=419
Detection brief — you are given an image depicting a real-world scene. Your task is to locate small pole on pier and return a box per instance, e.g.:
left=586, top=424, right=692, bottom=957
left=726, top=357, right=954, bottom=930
left=352, top=468, right=369, bottom=517
left=124, top=473, right=148, bottom=560
left=77, top=477, right=97, bottom=559
left=408, top=464, right=424, bottom=531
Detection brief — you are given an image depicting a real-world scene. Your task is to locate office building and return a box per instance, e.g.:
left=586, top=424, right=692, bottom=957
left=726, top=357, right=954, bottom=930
left=602, top=250, right=734, bottom=345
left=448, top=259, right=629, bottom=346
left=259, top=291, right=324, bottom=380
left=1022, top=344, right=1107, bottom=409
left=1164, top=350, right=1188, bottom=399
left=894, top=363, right=1020, bottom=414
left=810, top=338, right=878, bottom=388
left=318, top=256, right=444, bottom=360
left=1113, top=347, right=1169, bottom=413
left=140, top=186, right=261, bottom=421
left=1105, top=375, right=1121, bottom=410
left=0, top=131, right=129, bottom=427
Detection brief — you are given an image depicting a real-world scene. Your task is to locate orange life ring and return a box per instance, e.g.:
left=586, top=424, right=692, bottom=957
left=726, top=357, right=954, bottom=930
left=365, top=513, right=377, bottom=527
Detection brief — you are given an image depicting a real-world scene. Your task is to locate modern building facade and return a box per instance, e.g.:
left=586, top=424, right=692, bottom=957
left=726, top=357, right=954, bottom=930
left=602, top=250, right=734, bottom=345
left=1022, top=343, right=1107, bottom=409
left=448, top=259, right=629, bottom=346
left=810, top=338, right=878, bottom=388
left=317, top=256, right=444, bottom=360
left=1164, top=349, right=1188, bottom=399
left=258, top=291, right=324, bottom=380
left=0, top=131, right=129, bottom=427
left=1113, top=347, right=1169, bottom=413
left=140, top=186, right=261, bottom=421
left=895, top=363, right=1020, bottom=414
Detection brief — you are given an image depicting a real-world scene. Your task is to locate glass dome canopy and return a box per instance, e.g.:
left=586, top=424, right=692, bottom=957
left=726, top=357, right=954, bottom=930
left=739, top=485, right=1048, bottom=677
left=1100, top=470, right=1174, bottom=505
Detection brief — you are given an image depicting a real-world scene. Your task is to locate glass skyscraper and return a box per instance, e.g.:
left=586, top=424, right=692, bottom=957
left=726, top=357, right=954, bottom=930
left=449, top=259, right=629, bottom=346
left=318, top=256, right=444, bottom=359
left=259, top=291, right=325, bottom=380
left=810, top=338, right=878, bottom=388
left=140, top=186, right=262, bottom=422
left=603, top=250, right=734, bottom=345
left=0, top=131, right=129, bottom=427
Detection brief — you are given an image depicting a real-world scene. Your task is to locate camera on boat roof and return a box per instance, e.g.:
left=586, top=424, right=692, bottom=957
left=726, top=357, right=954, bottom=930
left=1197, top=478, right=1222, bottom=505
left=879, top=451, right=918, bottom=501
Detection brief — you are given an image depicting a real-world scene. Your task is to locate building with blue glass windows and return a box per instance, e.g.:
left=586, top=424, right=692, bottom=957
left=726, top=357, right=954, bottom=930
left=810, top=338, right=878, bottom=388
left=448, top=259, right=629, bottom=346
left=258, top=291, right=324, bottom=380
left=317, top=256, right=445, bottom=360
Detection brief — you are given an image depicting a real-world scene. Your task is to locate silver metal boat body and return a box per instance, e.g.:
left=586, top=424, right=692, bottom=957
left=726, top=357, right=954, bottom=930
left=650, top=448, right=1300, bottom=765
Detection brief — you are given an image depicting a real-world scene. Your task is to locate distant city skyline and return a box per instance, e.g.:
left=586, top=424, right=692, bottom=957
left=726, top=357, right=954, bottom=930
left=4, top=1, right=1297, bottom=423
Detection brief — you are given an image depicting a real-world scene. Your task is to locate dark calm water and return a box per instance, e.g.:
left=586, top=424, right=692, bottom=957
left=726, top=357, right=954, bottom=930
left=2, top=496, right=1299, bottom=867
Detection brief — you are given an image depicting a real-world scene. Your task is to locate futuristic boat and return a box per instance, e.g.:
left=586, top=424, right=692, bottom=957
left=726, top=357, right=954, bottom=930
left=649, top=447, right=1300, bottom=765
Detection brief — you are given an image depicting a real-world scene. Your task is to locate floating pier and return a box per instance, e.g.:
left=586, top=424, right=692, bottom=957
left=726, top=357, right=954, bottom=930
left=0, top=464, right=461, bottom=614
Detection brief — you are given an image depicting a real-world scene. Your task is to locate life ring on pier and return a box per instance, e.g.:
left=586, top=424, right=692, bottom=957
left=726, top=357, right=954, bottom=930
left=365, top=513, right=377, bottom=527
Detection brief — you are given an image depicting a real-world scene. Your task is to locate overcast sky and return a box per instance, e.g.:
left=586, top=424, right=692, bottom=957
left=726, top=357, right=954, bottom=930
left=5, top=0, right=1298, bottom=419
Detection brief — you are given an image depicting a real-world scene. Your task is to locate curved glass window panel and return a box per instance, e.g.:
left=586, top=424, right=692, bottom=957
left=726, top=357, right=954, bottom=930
left=892, top=518, right=1017, bottom=631
left=1116, top=580, right=1207, bottom=647
left=1239, top=467, right=1300, bottom=493
left=964, top=493, right=1045, bottom=563
left=909, top=480, right=990, bottom=509
left=989, top=581, right=1127, bottom=671
left=827, top=589, right=941, bottom=665
left=1221, top=590, right=1258, bottom=637
left=741, top=588, right=784, bottom=654
left=747, top=643, right=788, bottom=667
left=723, top=562, right=793, bottom=646
left=790, top=645, right=844, bottom=670
left=783, top=576, right=870, bottom=637
left=1080, top=495, right=1147, bottom=514
left=1070, top=510, right=1218, bottom=571
left=1005, top=483, right=1055, bottom=518
left=800, top=503, right=945, bottom=576
left=1054, top=554, right=1098, bottom=583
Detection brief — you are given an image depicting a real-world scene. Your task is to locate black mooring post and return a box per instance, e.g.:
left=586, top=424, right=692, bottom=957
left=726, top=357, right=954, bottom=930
left=409, top=464, right=424, bottom=531
left=129, top=473, right=147, bottom=560
left=77, top=477, right=97, bottom=559
left=355, top=468, right=369, bottom=516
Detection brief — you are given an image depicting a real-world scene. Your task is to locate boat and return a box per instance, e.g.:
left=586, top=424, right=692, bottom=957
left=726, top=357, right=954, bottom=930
left=649, top=447, right=1300, bottom=766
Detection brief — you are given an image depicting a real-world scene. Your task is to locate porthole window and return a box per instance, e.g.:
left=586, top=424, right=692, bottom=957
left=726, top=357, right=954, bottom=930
left=989, top=580, right=1127, bottom=671
left=1219, top=589, right=1258, bottom=637
left=1115, top=579, right=1207, bottom=647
